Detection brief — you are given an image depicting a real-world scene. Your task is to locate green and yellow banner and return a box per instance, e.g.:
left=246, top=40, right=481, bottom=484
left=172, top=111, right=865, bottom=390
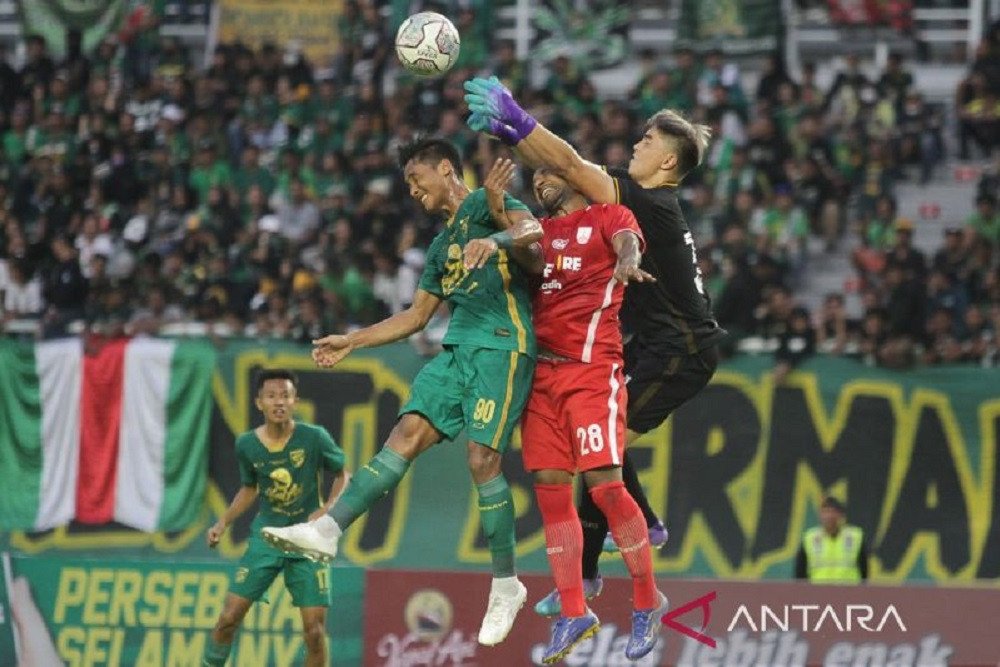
left=677, top=0, right=782, bottom=55
left=0, top=555, right=363, bottom=666
left=216, top=0, right=345, bottom=66
left=2, top=340, right=999, bottom=583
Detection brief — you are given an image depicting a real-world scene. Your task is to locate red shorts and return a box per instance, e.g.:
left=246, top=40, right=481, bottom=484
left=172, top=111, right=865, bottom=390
left=521, top=359, right=627, bottom=473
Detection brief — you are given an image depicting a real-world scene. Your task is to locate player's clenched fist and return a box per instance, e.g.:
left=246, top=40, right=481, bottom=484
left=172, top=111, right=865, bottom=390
left=464, top=237, right=499, bottom=270
left=207, top=519, right=226, bottom=548
left=312, top=334, right=354, bottom=368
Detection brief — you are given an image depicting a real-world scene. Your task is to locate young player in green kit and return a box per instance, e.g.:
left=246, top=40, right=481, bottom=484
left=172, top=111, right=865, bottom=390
left=263, top=139, right=543, bottom=645
left=202, top=369, right=349, bottom=667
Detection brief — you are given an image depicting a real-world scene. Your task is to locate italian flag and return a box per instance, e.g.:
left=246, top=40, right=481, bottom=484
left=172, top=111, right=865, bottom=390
left=0, top=337, right=215, bottom=532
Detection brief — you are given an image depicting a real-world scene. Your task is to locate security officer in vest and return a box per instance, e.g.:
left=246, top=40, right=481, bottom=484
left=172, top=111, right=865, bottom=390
left=795, top=496, right=869, bottom=583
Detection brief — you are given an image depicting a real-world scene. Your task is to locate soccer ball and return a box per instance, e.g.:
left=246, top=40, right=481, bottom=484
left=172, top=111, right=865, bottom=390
left=395, top=12, right=461, bottom=76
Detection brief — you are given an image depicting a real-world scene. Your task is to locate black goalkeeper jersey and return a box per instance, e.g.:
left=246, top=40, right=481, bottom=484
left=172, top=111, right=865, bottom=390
left=607, top=167, right=725, bottom=354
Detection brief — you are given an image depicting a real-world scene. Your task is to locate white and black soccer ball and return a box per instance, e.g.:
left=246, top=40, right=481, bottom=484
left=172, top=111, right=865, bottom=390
left=395, top=12, right=461, bottom=77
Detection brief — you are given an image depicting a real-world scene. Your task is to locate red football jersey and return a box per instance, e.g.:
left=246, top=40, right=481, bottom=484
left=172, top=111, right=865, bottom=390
left=534, top=204, right=644, bottom=363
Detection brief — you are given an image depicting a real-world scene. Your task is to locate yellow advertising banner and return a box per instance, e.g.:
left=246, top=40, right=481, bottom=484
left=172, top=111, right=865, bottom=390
left=217, top=0, right=345, bottom=65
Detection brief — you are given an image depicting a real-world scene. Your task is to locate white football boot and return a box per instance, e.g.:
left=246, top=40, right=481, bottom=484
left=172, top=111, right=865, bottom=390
left=262, top=516, right=341, bottom=563
left=478, top=577, right=528, bottom=645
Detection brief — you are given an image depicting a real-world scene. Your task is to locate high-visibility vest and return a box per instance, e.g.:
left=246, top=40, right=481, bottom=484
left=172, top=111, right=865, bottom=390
left=803, top=525, right=863, bottom=583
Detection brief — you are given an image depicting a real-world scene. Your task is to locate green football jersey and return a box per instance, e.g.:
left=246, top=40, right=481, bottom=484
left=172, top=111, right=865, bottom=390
left=418, top=188, right=536, bottom=356
left=236, top=422, right=345, bottom=535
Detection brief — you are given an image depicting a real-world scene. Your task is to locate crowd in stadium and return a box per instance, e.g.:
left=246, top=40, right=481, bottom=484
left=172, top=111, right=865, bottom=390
left=0, top=4, right=998, bottom=369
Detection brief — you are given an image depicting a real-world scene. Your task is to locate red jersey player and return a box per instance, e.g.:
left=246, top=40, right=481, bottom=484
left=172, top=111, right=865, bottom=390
left=524, top=167, right=668, bottom=663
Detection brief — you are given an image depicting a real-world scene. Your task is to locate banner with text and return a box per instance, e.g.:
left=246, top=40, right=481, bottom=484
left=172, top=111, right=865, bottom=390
left=677, top=0, right=782, bottom=56
left=216, top=0, right=345, bottom=66
left=0, top=554, right=364, bottom=667
left=3, top=341, right=999, bottom=583
left=363, top=569, right=1000, bottom=666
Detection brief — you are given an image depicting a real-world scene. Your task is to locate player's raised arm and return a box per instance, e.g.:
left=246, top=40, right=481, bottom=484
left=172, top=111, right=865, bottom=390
left=473, top=156, right=545, bottom=274
left=465, top=77, right=616, bottom=204
left=312, top=288, right=442, bottom=367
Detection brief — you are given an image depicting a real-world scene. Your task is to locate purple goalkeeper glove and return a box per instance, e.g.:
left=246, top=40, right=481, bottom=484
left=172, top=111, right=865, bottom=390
left=464, top=76, right=537, bottom=144
left=468, top=111, right=522, bottom=145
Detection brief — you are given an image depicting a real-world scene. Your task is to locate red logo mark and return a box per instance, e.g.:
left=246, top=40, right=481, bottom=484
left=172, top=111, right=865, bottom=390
left=661, top=591, right=717, bottom=648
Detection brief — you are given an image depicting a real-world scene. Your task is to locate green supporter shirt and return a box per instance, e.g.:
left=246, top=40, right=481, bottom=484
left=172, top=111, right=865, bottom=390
left=966, top=212, right=1000, bottom=245
left=418, top=189, right=536, bottom=356
left=2, top=130, right=26, bottom=164
left=236, top=422, right=345, bottom=538
left=189, top=161, right=233, bottom=204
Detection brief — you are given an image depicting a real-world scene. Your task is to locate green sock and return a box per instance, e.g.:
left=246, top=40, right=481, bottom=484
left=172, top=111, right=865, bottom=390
left=330, top=447, right=411, bottom=528
left=202, top=637, right=232, bottom=666
left=476, top=474, right=517, bottom=577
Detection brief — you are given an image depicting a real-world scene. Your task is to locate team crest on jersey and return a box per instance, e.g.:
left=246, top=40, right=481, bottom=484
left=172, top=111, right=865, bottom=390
left=552, top=238, right=569, bottom=250
left=290, top=449, right=306, bottom=468
left=576, top=227, right=593, bottom=244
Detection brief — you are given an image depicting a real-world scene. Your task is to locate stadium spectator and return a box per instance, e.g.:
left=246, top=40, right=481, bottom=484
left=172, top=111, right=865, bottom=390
left=1, top=259, right=43, bottom=322
left=41, top=234, right=87, bottom=335
left=883, top=263, right=923, bottom=347
left=816, top=293, right=855, bottom=355
left=756, top=52, right=794, bottom=105
left=933, top=227, right=968, bottom=283
left=885, top=217, right=926, bottom=280
left=773, top=305, right=816, bottom=384
left=128, top=284, right=183, bottom=335
left=965, top=193, right=1000, bottom=252
left=962, top=305, right=994, bottom=364
left=877, top=52, right=913, bottom=112
left=858, top=307, right=889, bottom=366
left=20, top=34, right=55, bottom=95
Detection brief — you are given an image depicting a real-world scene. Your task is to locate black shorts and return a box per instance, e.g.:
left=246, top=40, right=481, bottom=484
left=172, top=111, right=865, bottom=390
left=624, top=342, right=719, bottom=434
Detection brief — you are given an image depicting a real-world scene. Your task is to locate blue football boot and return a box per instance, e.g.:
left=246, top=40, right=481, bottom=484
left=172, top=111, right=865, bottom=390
left=542, top=609, right=600, bottom=664
left=625, top=591, right=669, bottom=660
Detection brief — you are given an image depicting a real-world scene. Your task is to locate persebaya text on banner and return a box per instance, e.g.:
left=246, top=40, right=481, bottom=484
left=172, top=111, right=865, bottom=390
left=0, top=555, right=364, bottom=667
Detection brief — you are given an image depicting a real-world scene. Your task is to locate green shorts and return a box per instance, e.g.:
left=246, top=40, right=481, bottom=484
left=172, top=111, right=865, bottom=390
left=230, top=537, right=331, bottom=607
left=402, top=345, right=535, bottom=452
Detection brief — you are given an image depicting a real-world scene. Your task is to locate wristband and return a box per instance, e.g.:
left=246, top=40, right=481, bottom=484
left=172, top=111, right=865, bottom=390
left=489, top=230, right=514, bottom=250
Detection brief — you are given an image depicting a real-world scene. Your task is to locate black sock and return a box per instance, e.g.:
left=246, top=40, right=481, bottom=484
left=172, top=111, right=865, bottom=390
left=622, top=451, right=660, bottom=528
left=578, top=478, right=607, bottom=580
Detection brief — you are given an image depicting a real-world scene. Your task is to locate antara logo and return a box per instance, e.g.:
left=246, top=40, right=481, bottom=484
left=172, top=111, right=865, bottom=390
left=662, top=593, right=908, bottom=649
left=728, top=604, right=908, bottom=633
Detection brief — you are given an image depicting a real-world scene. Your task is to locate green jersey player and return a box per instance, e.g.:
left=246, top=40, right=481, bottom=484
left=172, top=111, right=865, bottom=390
left=263, top=139, right=543, bottom=646
left=202, top=369, right=349, bottom=667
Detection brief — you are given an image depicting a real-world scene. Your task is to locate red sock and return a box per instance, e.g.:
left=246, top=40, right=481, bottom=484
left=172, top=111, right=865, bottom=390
left=589, top=481, right=658, bottom=610
left=534, top=483, right=586, bottom=617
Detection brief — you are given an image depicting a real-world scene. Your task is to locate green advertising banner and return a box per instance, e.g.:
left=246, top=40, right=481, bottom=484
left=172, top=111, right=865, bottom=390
left=2, top=340, right=999, bottom=584
left=19, top=0, right=128, bottom=58
left=0, top=555, right=364, bottom=667
left=0, top=554, right=16, bottom=667
left=677, top=0, right=782, bottom=56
